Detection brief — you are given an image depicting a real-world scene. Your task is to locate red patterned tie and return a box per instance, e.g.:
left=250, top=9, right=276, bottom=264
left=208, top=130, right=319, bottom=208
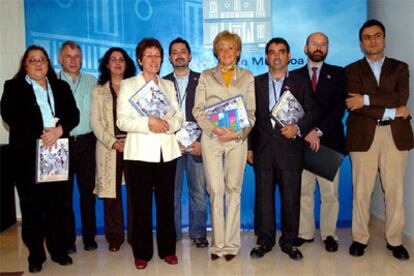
left=311, top=66, right=318, bottom=92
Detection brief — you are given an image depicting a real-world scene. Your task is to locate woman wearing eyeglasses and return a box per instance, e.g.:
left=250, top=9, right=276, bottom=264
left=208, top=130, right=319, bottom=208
left=90, top=47, right=136, bottom=252
left=0, top=45, right=79, bottom=273
left=117, top=38, right=183, bottom=269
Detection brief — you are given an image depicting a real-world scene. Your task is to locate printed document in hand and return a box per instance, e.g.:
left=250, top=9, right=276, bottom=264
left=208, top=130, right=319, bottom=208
left=36, top=138, right=69, bottom=183
left=176, top=121, right=202, bottom=151
left=271, top=90, right=304, bottom=127
left=129, top=80, right=176, bottom=119
left=204, top=95, right=250, bottom=129
left=209, top=109, right=241, bottom=132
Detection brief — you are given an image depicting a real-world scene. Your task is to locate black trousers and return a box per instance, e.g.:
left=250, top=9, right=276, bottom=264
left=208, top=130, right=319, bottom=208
left=16, top=177, right=69, bottom=264
left=126, top=158, right=177, bottom=261
left=64, top=132, right=96, bottom=246
left=254, top=166, right=302, bottom=248
left=103, top=151, right=132, bottom=246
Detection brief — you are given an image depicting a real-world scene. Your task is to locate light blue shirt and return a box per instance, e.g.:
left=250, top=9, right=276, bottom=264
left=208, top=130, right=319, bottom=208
left=173, top=71, right=189, bottom=120
left=59, top=71, right=97, bottom=136
left=268, top=72, right=285, bottom=111
left=25, top=75, right=55, bottom=128
left=363, top=57, right=395, bottom=120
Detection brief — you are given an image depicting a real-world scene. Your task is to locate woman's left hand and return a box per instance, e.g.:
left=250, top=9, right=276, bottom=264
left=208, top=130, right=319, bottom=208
left=41, top=126, right=63, bottom=149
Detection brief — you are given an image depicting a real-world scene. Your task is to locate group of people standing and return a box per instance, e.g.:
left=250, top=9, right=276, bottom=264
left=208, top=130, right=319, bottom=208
left=1, top=18, right=412, bottom=273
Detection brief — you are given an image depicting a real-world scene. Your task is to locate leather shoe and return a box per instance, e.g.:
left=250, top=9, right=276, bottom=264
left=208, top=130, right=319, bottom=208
left=67, top=244, right=76, bottom=254
left=224, top=254, right=236, bottom=261
left=250, top=245, right=271, bottom=258
left=210, top=253, right=220, bottom=260
left=164, top=255, right=178, bottom=265
left=51, top=255, right=73, bottom=266
left=108, top=244, right=120, bottom=252
left=28, top=262, right=42, bottom=273
left=281, top=245, right=303, bottom=260
left=386, top=244, right=410, bottom=260
left=324, top=236, right=338, bottom=252
left=135, top=259, right=147, bottom=269
left=294, top=237, right=314, bottom=247
left=349, top=241, right=367, bottom=257
left=192, top=237, right=209, bottom=248
left=84, top=240, right=98, bottom=251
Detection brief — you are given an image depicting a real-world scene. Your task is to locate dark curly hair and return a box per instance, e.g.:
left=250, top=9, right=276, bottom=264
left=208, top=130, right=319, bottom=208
left=98, top=47, right=136, bottom=85
left=14, top=45, right=57, bottom=80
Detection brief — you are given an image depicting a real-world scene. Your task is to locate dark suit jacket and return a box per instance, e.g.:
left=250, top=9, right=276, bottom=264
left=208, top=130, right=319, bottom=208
left=292, top=63, right=346, bottom=153
left=250, top=72, right=318, bottom=170
left=345, top=57, right=413, bottom=151
left=163, top=70, right=202, bottom=161
left=1, top=77, right=80, bottom=178
left=163, top=70, right=200, bottom=123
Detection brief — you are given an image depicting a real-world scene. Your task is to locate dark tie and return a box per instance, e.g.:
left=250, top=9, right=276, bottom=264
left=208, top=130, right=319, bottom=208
left=311, top=66, right=318, bottom=92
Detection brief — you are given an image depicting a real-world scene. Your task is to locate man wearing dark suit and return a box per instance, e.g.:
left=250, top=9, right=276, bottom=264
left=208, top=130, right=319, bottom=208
left=346, top=19, right=413, bottom=260
left=163, top=38, right=209, bottom=248
left=248, top=38, right=318, bottom=260
left=292, top=32, right=346, bottom=252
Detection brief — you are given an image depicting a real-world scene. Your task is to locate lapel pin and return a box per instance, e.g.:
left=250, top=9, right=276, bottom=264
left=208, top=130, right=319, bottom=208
left=327, top=74, right=332, bottom=79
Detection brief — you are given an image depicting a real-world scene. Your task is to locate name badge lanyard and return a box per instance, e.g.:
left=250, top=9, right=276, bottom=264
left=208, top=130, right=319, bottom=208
left=174, top=79, right=187, bottom=109
left=270, top=79, right=278, bottom=111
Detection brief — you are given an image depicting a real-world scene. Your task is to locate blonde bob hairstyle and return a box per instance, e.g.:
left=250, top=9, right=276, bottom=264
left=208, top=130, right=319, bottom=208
left=213, top=30, right=242, bottom=62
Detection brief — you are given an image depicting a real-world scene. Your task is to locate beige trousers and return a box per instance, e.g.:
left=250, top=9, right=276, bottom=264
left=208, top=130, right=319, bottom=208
left=201, top=134, right=247, bottom=256
left=350, top=125, right=407, bottom=246
left=299, top=169, right=340, bottom=241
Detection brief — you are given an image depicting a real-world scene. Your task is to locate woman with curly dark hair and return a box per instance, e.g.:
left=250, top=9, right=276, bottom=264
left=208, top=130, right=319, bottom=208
left=90, top=47, right=136, bottom=252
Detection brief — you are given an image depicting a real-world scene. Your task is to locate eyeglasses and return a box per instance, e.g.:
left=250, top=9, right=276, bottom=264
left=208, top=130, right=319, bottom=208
left=143, top=54, right=161, bottom=60
left=27, top=58, right=47, bottom=65
left=362, top=32, right=384, bottom=41
left=109, top=57, right=125, bottom=63
left=308, top=42, right=328, bottom=48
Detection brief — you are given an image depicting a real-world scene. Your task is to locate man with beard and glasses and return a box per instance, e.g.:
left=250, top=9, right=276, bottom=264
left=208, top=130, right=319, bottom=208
left=163, top=38, right=209, bottom=248
left=248, top=37, right=317, bottom=260
left=292, top=32, right=346, bottom=252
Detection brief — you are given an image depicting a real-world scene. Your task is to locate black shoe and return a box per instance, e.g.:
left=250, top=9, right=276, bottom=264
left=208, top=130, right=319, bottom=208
left=28, top=262, right=42, bottom=273
left=67, top=244, right=77, bottom=254
left=192, top=237, right=209, bottom=248
left=51, top=255, right=73, bottom=266
left=349, top=241, right=367, bottom=257
left=324, top=236, right=338, bottom=252
left=386, top=244, right=410, bottom=260
left=84, top=240, right=98, bottom=251
left=294, top=237, right=314, bottom=247
left=224, top=254, right=236, bottom=261
left=250, top=245, right=272, bottom=258
left=280, top=245, right=303, bottom=260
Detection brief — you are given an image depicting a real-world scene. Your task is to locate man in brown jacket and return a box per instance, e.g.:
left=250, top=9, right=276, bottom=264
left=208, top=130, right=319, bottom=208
left=345, top=19, right=413, bottom=260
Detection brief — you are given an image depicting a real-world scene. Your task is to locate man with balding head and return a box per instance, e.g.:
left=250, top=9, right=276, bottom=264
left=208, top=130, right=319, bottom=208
left=292, top=32, right=346, bottom=252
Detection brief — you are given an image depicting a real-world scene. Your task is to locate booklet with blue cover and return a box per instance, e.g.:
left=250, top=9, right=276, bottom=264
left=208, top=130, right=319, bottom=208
left=209, top=109, right=241, bottom=132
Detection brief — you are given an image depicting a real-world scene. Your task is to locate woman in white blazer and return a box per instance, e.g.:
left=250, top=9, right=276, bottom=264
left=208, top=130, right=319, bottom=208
left=192, top=31, right=256, bottom=261
left=90, top=47, right=136, bottom=252
left=117, top=38, right=183, bottom=270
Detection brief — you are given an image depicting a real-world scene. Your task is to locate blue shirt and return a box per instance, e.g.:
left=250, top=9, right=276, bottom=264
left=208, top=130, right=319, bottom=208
left=25, top=75, right=55, bottom=128
left=59, top=71, right=97, bottom=136
left=173, top=71, right=189, bottom=120
left=363, top=57, right=395, bottom=120
left=268, top=72, right=285, bottom=111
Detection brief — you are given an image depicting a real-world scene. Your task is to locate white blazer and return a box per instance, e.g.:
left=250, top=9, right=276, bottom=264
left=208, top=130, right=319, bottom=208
left=117, top=73, right=183, bottom=162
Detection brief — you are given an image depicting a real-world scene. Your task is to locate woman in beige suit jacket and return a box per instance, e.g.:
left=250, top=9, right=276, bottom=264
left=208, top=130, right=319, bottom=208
left=117, top=38, right=183, bottom=270
left=90, top=47, right=136, bottom=252
left=192, top=31, right=256, bottom=261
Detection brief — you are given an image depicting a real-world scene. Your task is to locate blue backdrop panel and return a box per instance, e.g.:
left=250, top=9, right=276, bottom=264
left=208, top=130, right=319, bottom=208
left=24, top=0, right=366, bottom=233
